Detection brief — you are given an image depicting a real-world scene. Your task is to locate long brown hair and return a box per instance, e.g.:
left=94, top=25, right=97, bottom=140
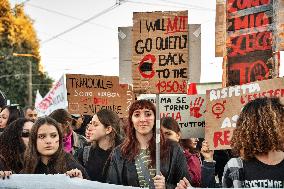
left=231, top=97, right=284, bottom=159
left=180, top=139, right=199, bottom=154
left=49, top=109, right=72, bottom=135
left=22, top=117, right=70, bottom=174
left=93, top=109, right=122, bottom=148
left=1, top=105, right=24, bottom=127
left=120, top=99, right=168, bottom=164
left=161, top=116, right=180, bottom=134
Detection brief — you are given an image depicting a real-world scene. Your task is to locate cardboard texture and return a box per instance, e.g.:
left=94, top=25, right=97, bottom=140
left=132, top=11, right=189, bottom=94
left=215, top=0, right=226, bottom=57
left=274, top=0, right=284, bottom=51
left=119, top=27, right=133, bottom=85
left=66, top=74, right=134, bottom=118
left=119, top=24, right=201, bottom=86
left=205, top=77, right=284, bottom=150
left=224, top=0, right=279, bottom=86
left=138, top=94, right=206, bottom=138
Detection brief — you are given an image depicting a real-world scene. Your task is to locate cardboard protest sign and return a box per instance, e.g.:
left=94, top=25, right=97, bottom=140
left=66, top=74, right=134, bottom=118
left=119, top=83, right=135, bottom=117
left=132, top=11, right=189, bottom=94
left=224, top=0, right=279, bottom=86
left=138, top=94, right=206, bottom=138
left=36, top=75, right=68, bottom=116
left=205, top=77, right=284, bottom=150
left=275, top=0, right=284, bottom=51
left=215, top=0, right=226, bottom=57
left=119, top=24, right=201, bottom=85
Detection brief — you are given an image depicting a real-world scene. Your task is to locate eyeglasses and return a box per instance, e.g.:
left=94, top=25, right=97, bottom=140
left=21, top=131, right=30, bottom=138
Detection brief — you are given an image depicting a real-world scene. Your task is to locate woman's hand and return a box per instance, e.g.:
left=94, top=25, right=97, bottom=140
left=65, top=168, right=83, bottom=179
left=175, top=177, right=191, bottom=189
left=153, top=174, right=166, bottom=189
left=0, top=171, right=12, bottom=179
left=200, top=140, right=214, bottom=162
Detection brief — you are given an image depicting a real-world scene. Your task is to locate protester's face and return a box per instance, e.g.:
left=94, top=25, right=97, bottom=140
left=62, top=118, right=72, bottom=137
left=85, top=121, right=95, bottom=143
left=72, top=115, right=84, bottom=130
left=89, top=114, right=110, bottom=141
left=21, top=121, right=33, bottom=148
left=25, top=109, right=38, bottom=122
left=189, top=138, right=199, bottom=149
left=161, top=126, right=180, bottom=142
left=36, top=124, right=60, bottom=157
left=132, top=108, right=155, bottom=136
left=0, top=108, right=9, bottom=128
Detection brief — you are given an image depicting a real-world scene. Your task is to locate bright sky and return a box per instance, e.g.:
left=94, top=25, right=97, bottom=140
left=9, top=0, right=283, bottom=84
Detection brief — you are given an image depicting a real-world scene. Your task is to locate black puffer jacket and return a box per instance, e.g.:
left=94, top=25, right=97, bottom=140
left=34, top=153, right=89, bottom=179
left=106, top=141, right=190, bottom=189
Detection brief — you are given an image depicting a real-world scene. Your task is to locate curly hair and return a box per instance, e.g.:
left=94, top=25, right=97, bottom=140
left=120, top=99, right=168, bottom=165
left=231, top=97, right=284, bottom=160
left=22, top=116, right=71, bottom=174
left=0, top=118, right=33, bottom=173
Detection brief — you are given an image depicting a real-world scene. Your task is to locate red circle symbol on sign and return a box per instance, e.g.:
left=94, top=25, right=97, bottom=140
left=212, top=102, right=225, bottom=119
left=248, top=60, right=269, bottom=82
left=138, top=54, right=156, bottom=79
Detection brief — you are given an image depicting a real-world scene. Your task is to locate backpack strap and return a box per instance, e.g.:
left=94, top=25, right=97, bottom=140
left=83, top=146, right=91, bottom=166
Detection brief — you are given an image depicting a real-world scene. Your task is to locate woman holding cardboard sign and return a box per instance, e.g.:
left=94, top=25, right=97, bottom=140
left=176, top=97, right=284, bottom=188
left=107, top=99, right=190, bottom=189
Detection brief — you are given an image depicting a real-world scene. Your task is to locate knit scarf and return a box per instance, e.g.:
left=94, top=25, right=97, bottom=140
left=63, top=132, right=72, bottom=153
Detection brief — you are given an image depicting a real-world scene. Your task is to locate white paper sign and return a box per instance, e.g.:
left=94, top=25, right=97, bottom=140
left=35, top=75, right=68, bottom=116
left=0, top=174, right=144, bottom=189
left=138, top=94, right=206, bottom=138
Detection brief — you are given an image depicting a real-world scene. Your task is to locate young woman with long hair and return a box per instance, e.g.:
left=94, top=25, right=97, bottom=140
left=107, top=100, right=190, bottom=189
left=77, top=109, right=121, bottom=182
left=0, top=105, right=24, bottom=132
left=161, top=116, right=202, bottom=187
left=49, top=109, right=87, bottom=157
left=21, top=117, right=88, bottom=179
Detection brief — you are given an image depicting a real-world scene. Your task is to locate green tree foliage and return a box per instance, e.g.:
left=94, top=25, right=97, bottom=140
left=0, top=1, right=53, bottom=107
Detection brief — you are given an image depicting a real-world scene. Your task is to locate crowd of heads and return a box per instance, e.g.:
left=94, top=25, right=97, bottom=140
left=0, top=96, right=283, bottom=188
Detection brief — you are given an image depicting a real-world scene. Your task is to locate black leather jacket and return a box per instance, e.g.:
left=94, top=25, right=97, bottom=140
left=106, top=141, right=190, bottom=189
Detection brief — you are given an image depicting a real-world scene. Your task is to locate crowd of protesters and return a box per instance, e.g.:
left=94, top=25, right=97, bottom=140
left=0, top=97, right=283, bottom=189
